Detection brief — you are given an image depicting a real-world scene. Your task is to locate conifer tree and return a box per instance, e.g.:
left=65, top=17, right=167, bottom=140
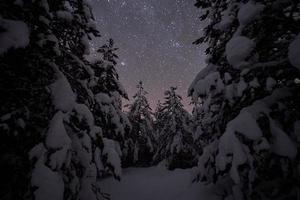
left=154, top=87, right=197, bottom=170
left=190, top=0, right=300, bottom=199
left=89, top=38, right=131, bottom=175
left=0, top=1, right=127, bottom=199
left=127, top=81, right=155, bottom=166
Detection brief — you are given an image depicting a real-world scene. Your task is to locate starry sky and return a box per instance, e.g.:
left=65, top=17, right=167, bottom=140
left=90, top=0, right=206, bottom=112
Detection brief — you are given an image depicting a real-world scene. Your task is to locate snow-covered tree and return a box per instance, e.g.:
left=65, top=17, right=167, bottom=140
left=126, top=81, right=155, bottom=166
left=154, top=87, right=198, bottom=170
left=0, top=1, right=126, bottom=199
left=0, top=1, right=63, bottom=199
left=89, top=39, right=131, bottom=174
left=190, top=0, right=300, bottom=199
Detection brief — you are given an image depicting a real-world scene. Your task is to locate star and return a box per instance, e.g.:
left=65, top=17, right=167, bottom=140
left=90, top=0, right=205, bottom=112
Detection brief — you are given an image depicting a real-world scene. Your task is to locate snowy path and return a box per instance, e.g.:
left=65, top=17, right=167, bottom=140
left=100, top=165, right=220, bottom=200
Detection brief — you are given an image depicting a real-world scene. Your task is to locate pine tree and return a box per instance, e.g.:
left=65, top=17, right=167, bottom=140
left=154, top=87, right=198, bottom=170
left=0, top=1, right=61, bottom=199
left=127, top=81, right=155, bottom=166
left=0, top=1, right=126, bottom=199
left=89, top=38, right=131, bottom=176
left=190, top=0, right=300, bottom=199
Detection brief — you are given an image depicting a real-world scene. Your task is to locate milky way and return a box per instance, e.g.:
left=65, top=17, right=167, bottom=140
left=90, top=0, right=206, bottom=112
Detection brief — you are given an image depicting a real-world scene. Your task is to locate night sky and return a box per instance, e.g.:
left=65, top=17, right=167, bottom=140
left=90, top=0, right=206, bottom=112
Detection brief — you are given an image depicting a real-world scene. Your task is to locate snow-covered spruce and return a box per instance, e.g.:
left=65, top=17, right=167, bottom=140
left=154, top=87, right=198, bottom=170
left=191, top=0, right=300, bottom=199
left=89, top=38, right=131, bottom=171
left=126, top=81, right=156, bottom=166
left=0, top=1, right=127, bottom=200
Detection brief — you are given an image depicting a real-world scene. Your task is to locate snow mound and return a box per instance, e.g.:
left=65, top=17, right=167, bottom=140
left=188, top=64, right=217, bottom=97
left=238, top=1, right=265, bottom=25
left=226, top=36, right=254, bottom=68
left=56, top=10, right=73, bottom=21
left=73, top=103, right=94, bottom=127
left=288, top=33, right=300, bottom=70
left=189, top=71, right=224, bottom=100
left=226, top=110, right=263, bottom=140
left=45, top=111, right=71, bottom=149
left=95, top=93, right=112, bottom=104
left=215, top=9, right=234, bottom=30
left=29, top=143, right=46, bottom=160
left=0, top=18, right=29, bottom=54
left=31, top=158, right=64, bottom=200
left=50, top=73, right=76, bottom=112
left=103, top=138, right=122, bottom=178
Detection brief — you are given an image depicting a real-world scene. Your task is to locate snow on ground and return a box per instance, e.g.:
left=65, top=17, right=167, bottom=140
left=100, top=164, right=220, bottom=200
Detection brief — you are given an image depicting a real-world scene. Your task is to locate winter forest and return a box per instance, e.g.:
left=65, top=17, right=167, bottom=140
left=0, top=0, right=300, bottom=200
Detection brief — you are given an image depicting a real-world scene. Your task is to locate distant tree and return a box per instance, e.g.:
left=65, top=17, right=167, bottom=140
left=154, top=87, right=198, bottom=170
left=123, top=81, right=155, bottom=166
left=190, top=0, right=300, bottom=199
